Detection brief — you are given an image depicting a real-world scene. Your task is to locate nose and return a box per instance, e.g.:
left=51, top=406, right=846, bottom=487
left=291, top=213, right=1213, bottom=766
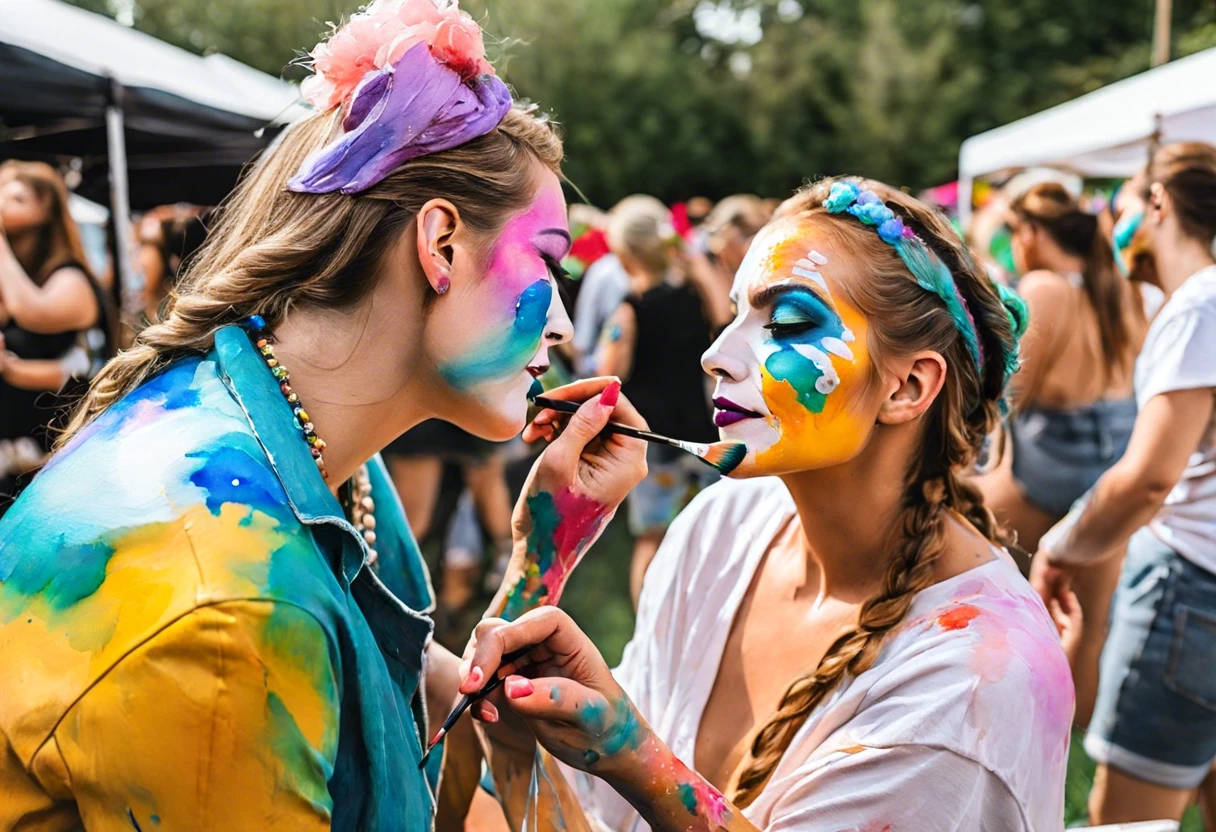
left=541, top=277, right=574, bottom=347
left=701, top=327, right=749, bottom=382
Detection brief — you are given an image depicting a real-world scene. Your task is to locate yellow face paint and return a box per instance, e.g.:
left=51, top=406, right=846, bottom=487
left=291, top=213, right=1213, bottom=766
left=705, top=218, right=876, bottom=477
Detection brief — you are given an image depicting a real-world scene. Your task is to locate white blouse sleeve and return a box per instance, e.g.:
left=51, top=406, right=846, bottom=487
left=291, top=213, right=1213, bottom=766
left=761, top=745, right=1029, bottom=832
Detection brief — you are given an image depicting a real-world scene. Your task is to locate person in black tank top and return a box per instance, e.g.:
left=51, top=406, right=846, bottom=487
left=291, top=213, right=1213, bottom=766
left=593, top=196, right=719, bottom=605
left=0, top=162, right=112, bottom=512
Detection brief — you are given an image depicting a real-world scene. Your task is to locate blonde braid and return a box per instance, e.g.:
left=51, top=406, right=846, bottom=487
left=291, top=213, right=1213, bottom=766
left=730, top=472, right=952, bottom=807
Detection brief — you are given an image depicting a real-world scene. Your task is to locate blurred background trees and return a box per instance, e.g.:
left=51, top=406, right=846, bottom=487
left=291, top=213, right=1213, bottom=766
left=68, top=0, right=1216, bottom=205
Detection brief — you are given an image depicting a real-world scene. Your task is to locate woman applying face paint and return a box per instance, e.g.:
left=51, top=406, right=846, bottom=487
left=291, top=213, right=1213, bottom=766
left=0, top=3, right=646, bottom=829
left=463, top=178, right=1072, bottom=831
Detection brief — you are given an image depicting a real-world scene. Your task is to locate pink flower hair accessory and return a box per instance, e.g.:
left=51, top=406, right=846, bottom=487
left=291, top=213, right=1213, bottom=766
left=290, top=0, right=511, bottom=195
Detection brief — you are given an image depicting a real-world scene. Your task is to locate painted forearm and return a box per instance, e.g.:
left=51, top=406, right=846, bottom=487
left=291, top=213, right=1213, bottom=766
left=491, top=488, right=612, bottom=621
left=586, top=699, right=755, bottom=832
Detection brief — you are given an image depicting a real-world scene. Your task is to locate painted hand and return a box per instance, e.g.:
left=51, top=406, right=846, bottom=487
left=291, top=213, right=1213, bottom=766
left=491, top=377, right=647, bottom=620
left=521, top=376, right=648, bottom=512
left=462, top=607, right=648, bottom=779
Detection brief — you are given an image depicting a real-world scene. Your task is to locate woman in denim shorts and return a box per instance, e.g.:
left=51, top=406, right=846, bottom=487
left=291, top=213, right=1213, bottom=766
left=1032, top=141, right=1216, bottom=825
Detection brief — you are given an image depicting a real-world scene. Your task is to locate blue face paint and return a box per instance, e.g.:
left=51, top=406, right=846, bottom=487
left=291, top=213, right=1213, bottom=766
left=761, top=287, right=851, bottom=415
left=438, top=279, right=553, bottom=390
left=1113, top=209, right=1143, bottom=277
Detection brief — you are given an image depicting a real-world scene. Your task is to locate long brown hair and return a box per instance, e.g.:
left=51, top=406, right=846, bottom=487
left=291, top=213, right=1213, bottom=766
left=730, top=178, right=1023, bottom=807
left=1151, top=141, right=1216, bottom=248
left=60, top=105, right=562, bottom=444
left=0, top=160, right=94, bottom=285
left=1011, top=182, right=1139, bottom=381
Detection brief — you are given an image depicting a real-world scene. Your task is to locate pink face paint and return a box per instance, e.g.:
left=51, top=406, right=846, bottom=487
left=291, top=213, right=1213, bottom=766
left=438, top=179, right=570, bottom=392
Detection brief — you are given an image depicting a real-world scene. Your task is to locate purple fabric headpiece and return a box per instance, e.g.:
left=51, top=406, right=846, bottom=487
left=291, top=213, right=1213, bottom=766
left=289, top=42, right=513, bottom=195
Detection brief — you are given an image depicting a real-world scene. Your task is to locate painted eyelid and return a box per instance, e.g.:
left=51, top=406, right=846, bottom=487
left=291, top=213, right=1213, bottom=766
left=770, top=294, right=836, bottom=324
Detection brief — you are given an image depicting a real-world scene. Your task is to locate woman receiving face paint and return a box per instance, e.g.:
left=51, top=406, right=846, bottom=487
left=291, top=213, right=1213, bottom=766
left=0, top=3, right=646, bottom=829
left=463, top=178, right=1073, bottom=831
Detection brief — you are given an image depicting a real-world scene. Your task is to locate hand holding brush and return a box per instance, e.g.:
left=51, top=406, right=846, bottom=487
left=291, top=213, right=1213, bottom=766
left=528, top=381, right=746, bottom=475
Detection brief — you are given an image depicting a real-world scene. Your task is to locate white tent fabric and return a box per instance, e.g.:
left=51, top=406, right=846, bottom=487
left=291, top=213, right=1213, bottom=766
left=0, top=0, right=305, bottom=125
left=960, top=47, right=1216, bottom=181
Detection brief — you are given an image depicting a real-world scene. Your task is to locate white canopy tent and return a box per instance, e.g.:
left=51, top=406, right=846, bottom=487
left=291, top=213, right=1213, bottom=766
left=958, top=47, right=1216, bottom=227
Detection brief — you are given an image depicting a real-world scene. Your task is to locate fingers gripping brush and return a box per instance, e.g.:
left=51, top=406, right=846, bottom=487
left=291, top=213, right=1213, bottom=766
left=419, top=646, right=535, bottom=769
left=527, top=382, right=747, bottom=475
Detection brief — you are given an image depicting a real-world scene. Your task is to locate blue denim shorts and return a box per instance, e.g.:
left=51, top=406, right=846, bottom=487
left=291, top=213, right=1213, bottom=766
left=1085, top=528, right=1216, bottom=788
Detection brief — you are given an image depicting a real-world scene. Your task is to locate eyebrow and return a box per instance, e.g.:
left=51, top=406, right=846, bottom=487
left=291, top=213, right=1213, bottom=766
left=749, top=278, right=834, bottom=310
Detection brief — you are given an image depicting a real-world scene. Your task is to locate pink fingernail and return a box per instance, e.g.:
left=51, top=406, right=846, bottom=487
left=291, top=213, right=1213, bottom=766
left=466, top=666, right=484, bottom=689
left=505, top=677, right=534, bottom=699
left=599, top=380, right=621, bottom=408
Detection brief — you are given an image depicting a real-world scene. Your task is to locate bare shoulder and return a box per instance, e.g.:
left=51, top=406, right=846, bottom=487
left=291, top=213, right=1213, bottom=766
left=1015, top=270, right=1073, bottom=305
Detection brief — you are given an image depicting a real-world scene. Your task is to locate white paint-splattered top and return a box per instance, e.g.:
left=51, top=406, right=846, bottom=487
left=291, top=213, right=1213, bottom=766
left=569, top=476, right=1073, bottom=831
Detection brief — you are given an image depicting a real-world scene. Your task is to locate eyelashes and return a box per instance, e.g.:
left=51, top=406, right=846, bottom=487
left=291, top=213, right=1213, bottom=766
left=763, top=295, right=832, bottom=338
left=763, top=320, right=817, bottom=337
left=540, top=252, right=571, bottom=282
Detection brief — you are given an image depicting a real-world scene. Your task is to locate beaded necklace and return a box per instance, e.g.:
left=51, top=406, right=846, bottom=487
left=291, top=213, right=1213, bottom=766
left=243, top=316, right=379, bottom=567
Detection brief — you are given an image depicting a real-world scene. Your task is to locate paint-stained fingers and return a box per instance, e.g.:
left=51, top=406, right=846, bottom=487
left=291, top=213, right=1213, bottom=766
left=499, top=676, right=596, bottom=726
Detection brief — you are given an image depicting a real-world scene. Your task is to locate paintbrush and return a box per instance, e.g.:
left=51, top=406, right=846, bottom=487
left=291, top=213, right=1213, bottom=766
left=529, top=389, right=748, bottom=476
left=418, top=646, right=534, bottom=769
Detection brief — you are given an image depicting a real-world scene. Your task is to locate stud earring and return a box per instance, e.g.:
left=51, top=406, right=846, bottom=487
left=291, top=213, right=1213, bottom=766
left=436, top=275, right=451, bottom=294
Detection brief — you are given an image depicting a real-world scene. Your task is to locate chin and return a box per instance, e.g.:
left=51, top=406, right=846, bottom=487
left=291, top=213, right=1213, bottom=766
left=449, top=373, right=533, bottom=441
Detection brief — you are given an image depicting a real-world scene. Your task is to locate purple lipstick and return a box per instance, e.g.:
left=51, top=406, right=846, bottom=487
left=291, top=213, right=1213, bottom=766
left=713, top=397, right=762, bottom=427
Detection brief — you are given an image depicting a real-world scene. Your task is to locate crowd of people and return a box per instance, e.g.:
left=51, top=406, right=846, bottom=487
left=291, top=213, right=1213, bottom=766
left=1, top=1, right=1215, bottom=830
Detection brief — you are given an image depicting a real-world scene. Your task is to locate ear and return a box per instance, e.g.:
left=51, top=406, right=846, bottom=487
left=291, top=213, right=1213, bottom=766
left=877, top=351, right=947, bottom=426
left=1149, top=182, right=1172, bottom=225
left=416, top=199, right=461, bottom=294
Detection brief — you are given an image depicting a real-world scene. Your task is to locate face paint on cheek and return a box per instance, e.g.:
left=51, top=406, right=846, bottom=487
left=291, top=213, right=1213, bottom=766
left=752, top=251, right=873, bottom=470
left=437, top=278, right=553, bottom=391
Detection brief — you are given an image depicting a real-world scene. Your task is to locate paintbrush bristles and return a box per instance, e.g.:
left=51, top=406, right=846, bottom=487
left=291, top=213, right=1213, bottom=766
left=674, top=439, right=748, bottom=475
left=697, top=440, right=748, bottom=475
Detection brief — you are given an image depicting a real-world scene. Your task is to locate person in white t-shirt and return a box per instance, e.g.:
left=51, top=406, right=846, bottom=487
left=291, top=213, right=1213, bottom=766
left=1032, top=141, right=1216, bottom=826
left=460, top=177, right=1074, bottom=831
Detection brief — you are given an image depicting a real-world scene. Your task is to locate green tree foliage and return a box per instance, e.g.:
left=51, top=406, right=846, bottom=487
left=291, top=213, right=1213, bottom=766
left=66, top=0, right=1216, bottom=205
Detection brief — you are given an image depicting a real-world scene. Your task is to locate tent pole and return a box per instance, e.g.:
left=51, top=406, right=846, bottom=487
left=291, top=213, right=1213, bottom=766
left=105, top=77, right=138, bottom=328
left=1152, top=0, right=1172, bottom=68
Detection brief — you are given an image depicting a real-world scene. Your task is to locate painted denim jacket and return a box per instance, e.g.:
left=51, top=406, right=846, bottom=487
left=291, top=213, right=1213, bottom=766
left=0, top=326, right=439, bottom=831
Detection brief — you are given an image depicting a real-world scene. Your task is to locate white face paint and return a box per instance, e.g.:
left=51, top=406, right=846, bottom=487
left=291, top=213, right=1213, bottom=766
left=701, top=218, right=877, bottom=477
